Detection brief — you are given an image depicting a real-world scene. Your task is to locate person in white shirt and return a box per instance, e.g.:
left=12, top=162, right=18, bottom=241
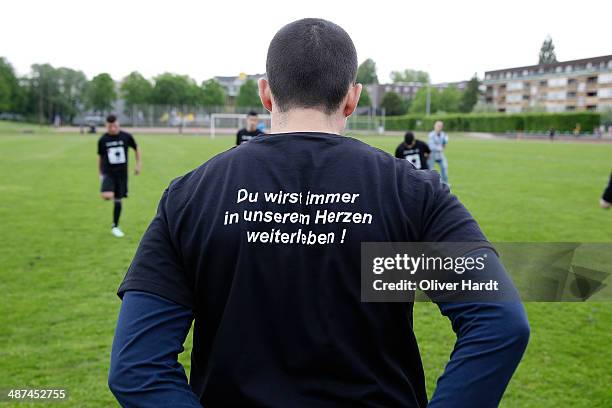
left=427, top=120, right=449, bottom=185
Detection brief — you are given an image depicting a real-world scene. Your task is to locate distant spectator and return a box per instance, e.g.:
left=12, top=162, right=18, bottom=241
left=427, top=120, right=449, bottom=185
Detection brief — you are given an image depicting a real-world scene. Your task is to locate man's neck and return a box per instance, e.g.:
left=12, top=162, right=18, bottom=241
left=270, top=108, right=345, bottom=135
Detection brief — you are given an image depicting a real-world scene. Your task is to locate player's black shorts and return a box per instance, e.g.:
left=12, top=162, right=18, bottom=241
left=101, top=173, right=128, bottom=198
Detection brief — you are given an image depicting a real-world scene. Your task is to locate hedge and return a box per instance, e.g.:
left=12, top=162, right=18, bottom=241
left=384, top=112, right=601, bottom=133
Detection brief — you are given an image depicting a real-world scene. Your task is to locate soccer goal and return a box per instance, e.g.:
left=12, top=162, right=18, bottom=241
left=210, top=113, right=271, bottom=139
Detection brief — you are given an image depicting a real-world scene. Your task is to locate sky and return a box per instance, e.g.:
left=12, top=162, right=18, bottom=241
left=2, top=0, right=611, bottom=84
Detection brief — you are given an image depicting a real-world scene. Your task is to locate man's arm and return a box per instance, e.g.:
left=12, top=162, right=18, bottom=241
left=422, top=142, right=431, bottom=158
left=109, top=290, right=202, bottom=408
left=98, top=139, right=104, bottom=176
left=134, top=147, right=142, bottom=175
left=128, top=135, right=141, bottom=175
left=428, top=248, right=530, bottom=407
left=419, top=176, right=530, bottom=406
left=394, top=145, right=403, bottom=159
left=600, top=174, right=612, bottom=208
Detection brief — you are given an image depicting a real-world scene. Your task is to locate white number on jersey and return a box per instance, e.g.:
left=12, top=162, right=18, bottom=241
left=107, top=146, right=126, bottom=164
left=405, top=153, right=421, bottom=169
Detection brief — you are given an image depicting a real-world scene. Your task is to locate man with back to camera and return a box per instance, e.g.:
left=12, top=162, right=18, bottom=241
left=109, top=19, right=529, bottom=407
left=428, top=120, right=450, bottom=185
left=97, top=114, right=141, bottom=238
left=236, top=110, right=265, bottom=145
left=395, top=130, right=431, bottom=169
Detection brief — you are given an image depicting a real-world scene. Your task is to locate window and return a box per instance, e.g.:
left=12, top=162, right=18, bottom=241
left=598, top=88, right=612, bottom=98
left=568, top=78, right=577, bottom=85
left=547, top=91, right=567, bottom=101
left=567, top=91, right=577, bottom=98
left=548, top=77, right=568, bottom=87
left=587, top=76, right=598, bottom=84
left=586, top=105, right=597, bottom=111
left=539, top=80, right=547, bottom=86
left=566, top=106, right=576, bottom=111
left=507, top=93, right=522, bottom=103
left=507, top=81, right=523, bottom=91
left=598, top=73, right=612, bottom=84
left=523, top=95, right=530, bottom=100
left=587, top=91, right=597, bottom=97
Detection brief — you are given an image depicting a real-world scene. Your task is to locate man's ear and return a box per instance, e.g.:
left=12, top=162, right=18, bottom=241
left=343, top=83, right=362, bottom=117
left=258, top=78, right=273, bottom=112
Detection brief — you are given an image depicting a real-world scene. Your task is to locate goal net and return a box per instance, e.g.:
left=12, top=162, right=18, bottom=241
left=210, top=113, right=271, bottom=138
left=209, top=111, right=384, bottom=137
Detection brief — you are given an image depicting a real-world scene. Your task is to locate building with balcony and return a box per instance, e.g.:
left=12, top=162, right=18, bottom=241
left=484, top=55, right=612, bottom=113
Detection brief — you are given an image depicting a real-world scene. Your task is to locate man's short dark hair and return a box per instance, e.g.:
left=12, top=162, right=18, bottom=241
left=247, top=111, right=258, bottom=117
left=266, top=18, right=358, bottom=114
left=106, top=114, right=117, bottom=123
left=404, top=131, right=415, bottom=145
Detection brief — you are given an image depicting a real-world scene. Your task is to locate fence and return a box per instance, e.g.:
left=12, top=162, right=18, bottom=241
left=72, top=105, right=386, bottom=134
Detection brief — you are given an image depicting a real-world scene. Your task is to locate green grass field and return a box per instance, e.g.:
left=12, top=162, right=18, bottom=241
left=1, top=122, right=611, bottom=407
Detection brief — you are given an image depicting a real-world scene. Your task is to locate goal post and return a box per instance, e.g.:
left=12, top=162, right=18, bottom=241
left=210, top=113, right=271, bottom=139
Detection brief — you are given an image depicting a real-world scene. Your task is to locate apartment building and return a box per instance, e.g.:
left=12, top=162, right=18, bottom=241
left=214, top=73, right=265, bottom=102
left=484, top=55, right=612, bottom=113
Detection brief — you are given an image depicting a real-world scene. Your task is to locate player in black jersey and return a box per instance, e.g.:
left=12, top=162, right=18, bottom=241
left=97, top=115, right=141, bottom=237
left=235, top=111, right=265, bottom=145
left=395, top=131, right=431, bottom=169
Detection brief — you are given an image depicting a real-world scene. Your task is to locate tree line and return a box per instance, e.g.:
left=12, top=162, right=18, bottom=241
left=0, top=57, right=263, bottom=124
left=355, top=58, right=482, bottom=116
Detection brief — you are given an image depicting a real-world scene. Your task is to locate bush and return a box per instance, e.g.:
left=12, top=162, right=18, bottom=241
left=384, top=112, right=601, bottom=133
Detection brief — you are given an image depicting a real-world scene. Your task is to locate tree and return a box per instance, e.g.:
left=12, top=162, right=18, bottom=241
left=410, top=87, right=438, bottom=114
left=358, top=87, right=372, bottom=107
left=151, top=73, right=195, bottom=106
left=356, top=59, right=378, bottom=85
left=28, top=63, right=61, bottom=123
left=539, top=36, right=557, bottom=64
left=409, top=85, right=463, bottom=114
left=380, top=92, right=408, bottom=116
left=437, top=85, right=462, bottom=113
left=459, top=74, right=481, bottom=113
left=390, top=69, right=430, bottom=84
left=235, top=79, right=261, bottom=108
left=201, top=79, right=226, bottom=107
left=121, top=71, right=152, bottom=109
left=86, top=73, right=116, bottom=113
left=0, top=57, right=25, bottom=113
left=55, top=67, right=87, bottom=122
